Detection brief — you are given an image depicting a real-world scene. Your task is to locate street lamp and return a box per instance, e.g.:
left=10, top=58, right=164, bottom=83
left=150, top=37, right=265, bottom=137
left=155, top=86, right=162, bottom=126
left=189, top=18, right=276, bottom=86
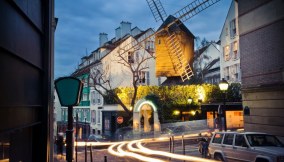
left=55, top=77, right=83, bottom=162
left=219, top=78, right=229, bottom=91
left=219, top=78, right=229, bottom=131
left=187, top=98, right=193, bottom=105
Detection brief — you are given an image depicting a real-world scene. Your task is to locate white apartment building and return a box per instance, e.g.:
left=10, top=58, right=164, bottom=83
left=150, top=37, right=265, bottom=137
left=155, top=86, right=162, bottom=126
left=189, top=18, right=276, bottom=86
left=194, top=42, right=221, bottom=84
left=70, top=21, right=165, bottom=136
left=220, top=0, right=241, bottom=83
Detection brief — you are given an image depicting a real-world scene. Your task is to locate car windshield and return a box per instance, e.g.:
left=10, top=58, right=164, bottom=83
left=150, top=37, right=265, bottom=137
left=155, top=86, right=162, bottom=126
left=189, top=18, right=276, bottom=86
left=246, top=134, right=284, bottom=147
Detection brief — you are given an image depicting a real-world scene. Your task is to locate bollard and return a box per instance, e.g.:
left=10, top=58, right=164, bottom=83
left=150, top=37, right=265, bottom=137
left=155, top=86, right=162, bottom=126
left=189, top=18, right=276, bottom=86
left=182, top=135, right=185, bottom=155
left=85, top=141, right=87, bottom=162
left=169, top=137, right=172, bottom=160
left=182, top=135, right=185, bottom=162
left=89, top=144, right=93, bottom=162
left=172, top=136, right=175, bottom=153
left=169, top=137, right=172, bottom=153
left=104, top=156, right=107, bottom=162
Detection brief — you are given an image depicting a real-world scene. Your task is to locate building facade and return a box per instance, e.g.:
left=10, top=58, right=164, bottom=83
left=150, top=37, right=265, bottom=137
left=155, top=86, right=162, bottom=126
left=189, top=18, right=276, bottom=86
left=220, top=0, right=241, bottom=83
left=0, top=1, right=55, bottom=161
left=238, top=0, right=284, bottom=142
left=194, top=42, right=221, bottom=84
left=63, top=21, right=165, bottom=138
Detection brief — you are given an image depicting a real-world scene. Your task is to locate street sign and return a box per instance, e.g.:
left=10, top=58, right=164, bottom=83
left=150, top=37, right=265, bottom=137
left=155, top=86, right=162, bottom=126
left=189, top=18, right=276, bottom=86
left=117, top=116, right=123, bottom=124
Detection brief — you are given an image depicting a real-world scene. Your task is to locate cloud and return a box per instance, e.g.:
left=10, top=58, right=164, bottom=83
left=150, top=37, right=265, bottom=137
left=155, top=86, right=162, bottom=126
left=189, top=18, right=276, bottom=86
left=55, top=0, right=231, bottom=78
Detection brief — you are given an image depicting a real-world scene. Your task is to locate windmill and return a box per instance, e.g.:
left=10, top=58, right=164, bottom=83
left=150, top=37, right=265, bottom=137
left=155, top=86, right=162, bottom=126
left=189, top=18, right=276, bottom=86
left=119, top=0, right=221, bottom=82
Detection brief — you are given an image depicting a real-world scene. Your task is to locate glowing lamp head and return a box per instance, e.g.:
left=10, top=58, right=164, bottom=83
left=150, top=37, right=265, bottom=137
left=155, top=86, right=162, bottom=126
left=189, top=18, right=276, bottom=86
left=187, top=98, right=193, bottom=104
left=173, top=110, right=180, bottom=116
left=219, top=78, right=229, bottom=91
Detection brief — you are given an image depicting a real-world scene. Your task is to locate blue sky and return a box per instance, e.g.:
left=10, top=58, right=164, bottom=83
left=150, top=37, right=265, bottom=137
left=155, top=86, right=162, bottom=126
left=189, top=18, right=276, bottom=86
left=55, top=0, right=231, bottom=78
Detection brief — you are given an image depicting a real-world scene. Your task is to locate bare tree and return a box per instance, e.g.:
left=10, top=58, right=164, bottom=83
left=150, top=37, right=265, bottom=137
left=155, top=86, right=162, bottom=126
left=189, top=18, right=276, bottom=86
left=89, top=41, right=155, bottom=117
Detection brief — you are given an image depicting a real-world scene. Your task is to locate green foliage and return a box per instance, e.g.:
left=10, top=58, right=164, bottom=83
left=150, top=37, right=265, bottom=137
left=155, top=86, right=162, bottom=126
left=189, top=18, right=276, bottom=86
left=106, top=83, right=241, bottom=122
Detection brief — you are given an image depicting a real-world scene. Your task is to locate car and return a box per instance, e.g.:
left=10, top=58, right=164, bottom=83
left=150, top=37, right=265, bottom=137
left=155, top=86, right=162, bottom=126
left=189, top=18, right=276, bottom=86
left=208, top=132, right=284, bottom=162
left=88, top=135, right=110, bottom=142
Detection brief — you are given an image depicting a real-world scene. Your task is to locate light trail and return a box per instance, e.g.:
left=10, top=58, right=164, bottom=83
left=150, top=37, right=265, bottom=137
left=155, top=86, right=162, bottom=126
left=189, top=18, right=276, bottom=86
left=136, top=141, right=217, bottom=162
left=117, top=142, right=165, bottom=162
left=107, top=132, right=218, bottom=162
left=75, top=141, right=117, bottom=147
left=108, top=142, right=125, bottom=157
left=108, top=141, right=165, bottom=162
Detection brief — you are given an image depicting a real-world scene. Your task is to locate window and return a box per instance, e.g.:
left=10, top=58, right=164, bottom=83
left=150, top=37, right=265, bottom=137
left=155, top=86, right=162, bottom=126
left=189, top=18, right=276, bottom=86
left=146, top=72, right=150, bottom=85
left=224, top=45, right=230, bottom=61
left=225, top=27, right=228, bottom=36
left=97, top=110, right=101, bottom=124
left=104, top=118, right=110, bottom=130
left=97, top=98, right=101, bottom=104
left=138, top=71, right=150, bottom=85
left=97, top=91, right=101, bottom=105
left=224, top=67, right=230, bottom=81
left=128, top=51, right=134, bottom=63
left=91, top=110, right=96, bottom=123
left=146, top=40, right=154, bottom=53
left=83, top=78, right=88, bottom=87
left=233, top=41, right=238, bottom=59
left=223, top=134, right=234, bottom=145
left=212, top=133, right=224, bottom=144
left=83, top=93, right=88, bottom=101
left=230, top=19, right=236, bottom=38
left=91, top=91, right=96, bottom=105
left=235, top=135, right=247, bottom=147
left=139, top=71, right=146, bottom=84
left=136, top=51, right=139, bottom=63
left=158, top=39, right=161, bottom=44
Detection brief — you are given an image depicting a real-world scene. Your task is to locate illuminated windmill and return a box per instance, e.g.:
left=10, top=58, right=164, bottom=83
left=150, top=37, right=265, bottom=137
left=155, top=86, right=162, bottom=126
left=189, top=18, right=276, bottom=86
left=119, top=0, right=221, bottom=82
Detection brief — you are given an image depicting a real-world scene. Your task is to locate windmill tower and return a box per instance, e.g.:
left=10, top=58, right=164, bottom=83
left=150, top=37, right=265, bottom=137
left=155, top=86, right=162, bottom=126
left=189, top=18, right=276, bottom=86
left=117, top=0, right=221, bottom=82
left=146, top=0, right=221, bottom=82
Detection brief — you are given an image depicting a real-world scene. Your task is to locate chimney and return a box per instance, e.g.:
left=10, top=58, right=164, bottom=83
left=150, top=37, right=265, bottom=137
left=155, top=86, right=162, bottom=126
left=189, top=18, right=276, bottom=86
left=120, top=21, right=131, bottom=38
left=99, top=33, right=108, bottom=46
left=115, top=27, right=121, bottom=40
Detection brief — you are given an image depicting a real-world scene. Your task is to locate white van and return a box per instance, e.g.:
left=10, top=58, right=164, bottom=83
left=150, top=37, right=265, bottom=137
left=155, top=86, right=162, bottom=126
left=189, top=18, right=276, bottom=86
left=208, top=132, right=284, bottom=162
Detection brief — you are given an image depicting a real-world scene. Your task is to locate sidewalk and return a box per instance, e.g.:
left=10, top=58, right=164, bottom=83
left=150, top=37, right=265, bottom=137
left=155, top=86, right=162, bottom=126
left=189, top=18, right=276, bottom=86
left=54, top=148, right=134, bottom=162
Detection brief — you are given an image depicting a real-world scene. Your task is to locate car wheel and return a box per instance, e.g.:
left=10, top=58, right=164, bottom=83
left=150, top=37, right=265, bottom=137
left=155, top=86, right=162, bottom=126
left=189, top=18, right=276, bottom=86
left=214, top=153, right=224, bottom=161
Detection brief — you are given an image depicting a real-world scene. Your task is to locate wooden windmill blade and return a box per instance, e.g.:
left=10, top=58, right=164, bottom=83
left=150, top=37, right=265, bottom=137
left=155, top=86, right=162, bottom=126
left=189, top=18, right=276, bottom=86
left=171, top=0, right=221, bottom=27
left=154, top=0, right=221, bottom=82
left=117, top=0, right=221, bottom=82
left=145, top=0, right=167, bottom=22
left=117, top=0, right=221, bottom=57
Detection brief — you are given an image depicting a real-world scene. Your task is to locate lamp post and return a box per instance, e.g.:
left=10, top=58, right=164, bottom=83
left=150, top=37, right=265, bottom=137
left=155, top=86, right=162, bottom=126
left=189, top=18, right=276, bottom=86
left=219, top=78, right=229, bottom=131
left=187, top=98, right=192, bottom=120
left=55, top=77, right=83, bottom=162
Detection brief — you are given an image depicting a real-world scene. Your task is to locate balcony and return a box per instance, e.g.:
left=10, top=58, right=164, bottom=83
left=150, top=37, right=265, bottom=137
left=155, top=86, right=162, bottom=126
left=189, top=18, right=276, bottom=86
left=79, top=101, right=90, bottom=106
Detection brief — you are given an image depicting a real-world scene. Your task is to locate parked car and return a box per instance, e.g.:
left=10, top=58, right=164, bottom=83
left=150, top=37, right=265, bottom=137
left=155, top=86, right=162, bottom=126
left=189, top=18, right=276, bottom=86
left=88, top=135, right=110, bottom=142
left=208, top=132, right=284, bottom=162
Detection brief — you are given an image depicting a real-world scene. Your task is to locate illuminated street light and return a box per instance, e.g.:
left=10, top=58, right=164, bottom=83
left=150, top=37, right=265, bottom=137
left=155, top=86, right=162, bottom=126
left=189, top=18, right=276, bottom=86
left=187, top=98, right=193, bottom=104
left=219, top=78, right=229, bottom=91
left=173, top=110, right=180, bottom=116
left=218, top=78, right=229, bottom=131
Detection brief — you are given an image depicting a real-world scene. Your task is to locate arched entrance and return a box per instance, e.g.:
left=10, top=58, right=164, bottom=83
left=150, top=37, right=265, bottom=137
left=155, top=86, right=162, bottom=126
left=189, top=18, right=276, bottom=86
left=133, top=98, right=161, bottom=133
